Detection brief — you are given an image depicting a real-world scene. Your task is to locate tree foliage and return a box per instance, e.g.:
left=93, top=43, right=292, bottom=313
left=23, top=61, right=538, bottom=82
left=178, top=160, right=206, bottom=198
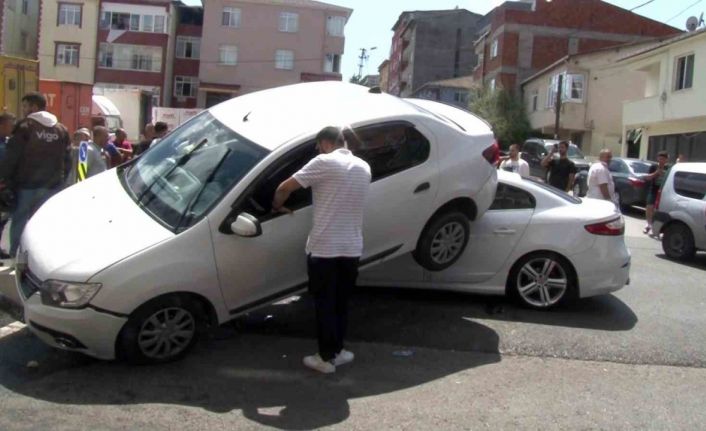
left=468, top=86, right=532, bottom=149
left=349, top=75, right=362, bottom=84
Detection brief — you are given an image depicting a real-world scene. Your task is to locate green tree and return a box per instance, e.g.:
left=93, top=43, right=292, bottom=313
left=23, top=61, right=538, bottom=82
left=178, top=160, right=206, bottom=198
left=469, top=85, right=531, bottom=148
left=349, top=75, right=362, bottom=84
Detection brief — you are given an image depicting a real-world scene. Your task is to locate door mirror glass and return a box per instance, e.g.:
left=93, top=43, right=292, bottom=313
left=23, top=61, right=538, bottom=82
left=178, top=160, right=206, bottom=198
left=231, top=212, right=262, bottom=237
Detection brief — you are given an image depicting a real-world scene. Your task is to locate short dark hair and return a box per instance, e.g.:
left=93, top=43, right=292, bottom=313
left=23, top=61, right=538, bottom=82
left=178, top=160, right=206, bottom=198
left=558, top=140, right=570, bottom=149
left=0, top=112, right=16, bottom=125
left=22, top=92, right=47, bottom=111
left=154, top=122, right=168, bottom=133
left=657, top=151, right=669, bottom=158
left=316, top=126, right=344, bottom=146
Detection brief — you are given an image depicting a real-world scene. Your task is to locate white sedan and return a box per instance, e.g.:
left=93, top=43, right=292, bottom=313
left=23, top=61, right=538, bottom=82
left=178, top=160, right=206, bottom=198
left=360, top=171, right=631, bottom=309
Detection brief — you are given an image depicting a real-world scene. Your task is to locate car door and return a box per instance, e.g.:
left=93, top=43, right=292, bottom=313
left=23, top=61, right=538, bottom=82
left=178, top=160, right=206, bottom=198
left=673, top=171, right=706, bottom=248
left=431, top=183, right=535, bottom=283
left=345, top=121, right=439, bottom=265
left=609, top=159, right=631, bottom=203
left=207, top=141, right=318, bottom=313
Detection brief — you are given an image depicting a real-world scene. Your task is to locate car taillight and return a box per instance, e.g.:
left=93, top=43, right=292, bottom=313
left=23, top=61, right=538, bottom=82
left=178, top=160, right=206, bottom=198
left=483, top=140, right=500, bottom=165
left=585, top=217, right=625, bottom=236
left=628, top=178, right=645, bottom=188
left=654, top=189, right=662, bottom=210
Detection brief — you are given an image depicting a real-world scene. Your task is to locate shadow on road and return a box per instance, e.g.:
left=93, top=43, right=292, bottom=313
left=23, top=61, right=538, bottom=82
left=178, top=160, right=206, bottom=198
left=0, top=295, right=500, bottom=430
left=656, top=253, right=706, bottom=271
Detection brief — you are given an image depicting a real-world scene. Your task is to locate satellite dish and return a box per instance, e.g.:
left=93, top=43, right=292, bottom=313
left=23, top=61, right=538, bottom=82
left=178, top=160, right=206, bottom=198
left=686, top=16, right=699, bottom=32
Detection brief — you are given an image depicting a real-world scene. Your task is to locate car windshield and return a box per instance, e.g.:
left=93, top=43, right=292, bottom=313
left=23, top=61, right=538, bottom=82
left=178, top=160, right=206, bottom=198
left=523, top=176, right=582, bottom=204
left=628, top=161, right=654, bottom=174
left=543, top=143, right=584, bottom=159
left=123, top=112, right=269, bottom=232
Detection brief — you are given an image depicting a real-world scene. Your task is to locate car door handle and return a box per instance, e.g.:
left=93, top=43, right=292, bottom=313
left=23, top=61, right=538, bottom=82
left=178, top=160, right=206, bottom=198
left=493, top=228, right=516, bottom=235
left=414, top=182, right=430, bottom=194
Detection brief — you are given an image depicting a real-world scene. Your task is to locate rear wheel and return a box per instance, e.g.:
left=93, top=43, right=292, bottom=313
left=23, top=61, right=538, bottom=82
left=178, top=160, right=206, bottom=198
left=508, top=252, right=577, bottom=310
left=662, top=223, right=696, bottom=260
left=413, top=210, right=469, bottom=272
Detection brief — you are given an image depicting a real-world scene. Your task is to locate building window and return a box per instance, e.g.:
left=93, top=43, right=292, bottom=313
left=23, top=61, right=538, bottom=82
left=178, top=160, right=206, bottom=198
left=222, top=7, right=241, bottom=27
left=176, top=36, right=200, bottom=59
left=279, top=12, right=298, bottom=32
left=567, top=74, right=584, bottom=102
left=58, top=3, right=82, bottom=26
left=490, top=39, right=499, bottom=58
left=21, top=0, right=29, bottom=14
left=531, top=89, right=538, bottom=112
left=99, top=11, right=167, bottom=33
left=56, top=43, right=80, bottom=66
left=98, top=43, right=162, bottom=72
left=324, top=53, right=341, bottom=73
left=674, top=54, right=695, bottom=91
left=453, top=91, right=468, bottom=105
left=174, top=76, right=198, bottom=98
left=275, top=50, right=294, bottom=70
left=219, top=45, right=238, bottom=65
left=327, top=16, right=346, bottom=37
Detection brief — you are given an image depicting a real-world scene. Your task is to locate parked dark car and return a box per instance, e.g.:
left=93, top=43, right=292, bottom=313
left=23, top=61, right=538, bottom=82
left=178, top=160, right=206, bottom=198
left=521, top=139, right=590, bottom=195
left=608, top=157, right=657, bottom=209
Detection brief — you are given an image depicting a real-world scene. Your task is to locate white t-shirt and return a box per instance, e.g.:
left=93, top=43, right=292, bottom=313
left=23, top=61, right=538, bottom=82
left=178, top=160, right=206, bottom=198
left=499, top=158, right=530, bottom=177
left=587, top=161, right=618, bottom=204
left=293, top=148, right=371, bottom=258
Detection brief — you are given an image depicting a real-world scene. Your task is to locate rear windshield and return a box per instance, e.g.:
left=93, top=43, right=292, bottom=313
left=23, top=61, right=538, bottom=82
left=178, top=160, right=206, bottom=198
left=524, top=176, right=582, bottom=204
left=674, top=171, right=706, bottom=200
left=628, top=161, right=654, bottom=174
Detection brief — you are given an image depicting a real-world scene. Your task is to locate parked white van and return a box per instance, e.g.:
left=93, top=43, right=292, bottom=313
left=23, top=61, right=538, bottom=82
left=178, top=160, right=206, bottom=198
left=15, top=82, right=498, bottom=363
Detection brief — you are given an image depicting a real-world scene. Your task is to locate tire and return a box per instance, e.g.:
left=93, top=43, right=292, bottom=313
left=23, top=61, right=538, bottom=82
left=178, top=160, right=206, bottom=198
left=118, top=295, right=203, bottom=365
left=508, top=252, right=577, bottom=310
left=413, top=210, right=470, bottom=272
left=662, top=223, right=696, bottom=260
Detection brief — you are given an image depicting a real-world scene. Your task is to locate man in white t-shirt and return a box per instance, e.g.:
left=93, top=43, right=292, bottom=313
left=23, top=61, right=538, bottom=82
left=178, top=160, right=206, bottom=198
left=498, top=144, right=530, bottom=177
left=587, top=149, right=618, bottom=206
left=272, top=126, right=371, bottom=374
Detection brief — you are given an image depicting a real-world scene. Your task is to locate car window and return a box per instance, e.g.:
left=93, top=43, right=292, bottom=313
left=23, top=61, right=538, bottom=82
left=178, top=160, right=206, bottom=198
left=567, top=145, right=584, bottom=158
left=609, top=160, right=628, bottom=173
left=535, top=143, right=548, bottom=157
left=673, top=171, right=706, bottom=200
left=489, top=184, right=536, bottom=210
left=628, top=161, right=654, bottom=174
left=239, top=142, right=317, bottom=219
left=524, top=176, right=582, bottom=204
left=345, top=122, right=430, bottom=181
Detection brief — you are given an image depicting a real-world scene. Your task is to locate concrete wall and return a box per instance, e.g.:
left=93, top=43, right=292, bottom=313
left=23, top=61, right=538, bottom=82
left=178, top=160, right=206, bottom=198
left=1, top=0, right=40, bottom=59
left=38, top=0, right=99, bottom=84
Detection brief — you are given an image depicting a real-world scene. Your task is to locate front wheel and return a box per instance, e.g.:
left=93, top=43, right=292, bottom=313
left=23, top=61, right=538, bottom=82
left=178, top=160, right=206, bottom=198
left=508, top=252, right=577, bottom=310
left=413, top=210, right=470, bottom=272
left=662, top=223, right=696, bottom=260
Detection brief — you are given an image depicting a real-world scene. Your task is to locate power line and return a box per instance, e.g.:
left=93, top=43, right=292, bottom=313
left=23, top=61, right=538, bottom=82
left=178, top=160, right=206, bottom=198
left=630, top=0, right=657, bottom=11
left=666, top=0, right=704, bottom=23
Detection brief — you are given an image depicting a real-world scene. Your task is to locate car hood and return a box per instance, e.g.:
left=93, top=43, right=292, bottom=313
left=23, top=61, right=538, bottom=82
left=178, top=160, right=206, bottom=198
left=22, top=169, right=174, bottom=282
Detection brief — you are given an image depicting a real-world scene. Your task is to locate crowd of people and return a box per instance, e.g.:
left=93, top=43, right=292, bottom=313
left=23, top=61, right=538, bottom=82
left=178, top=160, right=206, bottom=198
left=0, top=92, right=169, bottom=261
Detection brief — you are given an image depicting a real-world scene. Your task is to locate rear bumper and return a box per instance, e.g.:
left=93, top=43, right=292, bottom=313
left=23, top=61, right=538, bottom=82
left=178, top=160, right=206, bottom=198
left=570, top=237, right=631, bottom=298
left=474, top=170, right=498, bottom=220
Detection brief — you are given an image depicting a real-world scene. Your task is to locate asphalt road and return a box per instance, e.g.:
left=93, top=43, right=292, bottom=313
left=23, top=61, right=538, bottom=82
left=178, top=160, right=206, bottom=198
left=1, top=209, right=705, bottom=430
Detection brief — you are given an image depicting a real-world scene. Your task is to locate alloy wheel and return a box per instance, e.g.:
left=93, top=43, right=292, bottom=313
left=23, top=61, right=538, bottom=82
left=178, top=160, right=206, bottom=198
left=517, top=257, right=568, bottom=308
left=430, top=221, right=466, bottom=265
left=137, top=307, right=196, bottom=360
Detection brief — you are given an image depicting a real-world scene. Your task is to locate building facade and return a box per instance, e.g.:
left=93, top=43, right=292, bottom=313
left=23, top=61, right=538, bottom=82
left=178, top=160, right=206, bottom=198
left=388, top=9, right=482, bottom=97
left=378, top=59, right=389, bottom=92
left=622, top=29, right=706, bottom=162
left=473, top=0, right=681, bottom=92
left=94, top=0, right=177, bottom=106
left=172, top=3, right=201, bottom=109
left=198, top=0, right=351, bottom=108
left=1, top=0, right=40, bottom=59
left=411, top=75, right=474, bottom=109
left=38, top=0, right=100, bottom=84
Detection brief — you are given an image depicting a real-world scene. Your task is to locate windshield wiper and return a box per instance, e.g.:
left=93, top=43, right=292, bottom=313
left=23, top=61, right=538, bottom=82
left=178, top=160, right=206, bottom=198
left=175, top=148, right=232, bottom=232
left=137, top=138, right=209, bottom=205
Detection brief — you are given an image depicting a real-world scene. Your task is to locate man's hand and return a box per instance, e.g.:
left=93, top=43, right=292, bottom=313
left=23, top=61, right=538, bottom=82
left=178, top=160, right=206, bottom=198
left=271, top=205, right=293, bottom=215
left=272, top=177, right=302, bottom=214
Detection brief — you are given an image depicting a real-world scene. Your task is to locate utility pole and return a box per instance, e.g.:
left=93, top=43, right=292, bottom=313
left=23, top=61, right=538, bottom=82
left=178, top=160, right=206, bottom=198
left=554, top=74, right=563, bottom=140
left=356, top=47, right=377, bottom=80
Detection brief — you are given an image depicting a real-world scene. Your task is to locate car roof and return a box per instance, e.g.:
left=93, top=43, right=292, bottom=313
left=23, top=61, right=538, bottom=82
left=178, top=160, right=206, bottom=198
left=525, top=138, right=577, bottom=148
left=670, top=162, right=706, bottom=173
left=208, top=82, right=491, bottom=151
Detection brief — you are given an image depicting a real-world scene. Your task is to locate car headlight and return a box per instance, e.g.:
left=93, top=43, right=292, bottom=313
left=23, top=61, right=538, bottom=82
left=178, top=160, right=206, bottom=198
left=40, top=280, right=102, bottom=309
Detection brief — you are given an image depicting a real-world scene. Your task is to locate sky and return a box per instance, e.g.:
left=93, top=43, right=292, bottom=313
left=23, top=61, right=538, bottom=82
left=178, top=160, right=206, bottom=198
left=183, top=0, right=705, bottom=80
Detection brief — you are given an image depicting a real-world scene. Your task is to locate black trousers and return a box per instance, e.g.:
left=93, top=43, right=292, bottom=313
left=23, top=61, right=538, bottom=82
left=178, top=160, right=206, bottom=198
left=307, top=255, right=359, bottom=361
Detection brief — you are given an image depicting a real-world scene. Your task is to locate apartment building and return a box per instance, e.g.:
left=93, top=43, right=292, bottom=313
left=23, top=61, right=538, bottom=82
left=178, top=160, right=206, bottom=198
left=198, top=0, right=352, bottom=108
left=473, top=0, right=680, bottom=92
left=172, top=3, right=201, bottom=109
left=0, top=0, right=40, bottom=59
left=388, top=9, right=482, bottom=97
left=94, top=0, right=177, bottom=106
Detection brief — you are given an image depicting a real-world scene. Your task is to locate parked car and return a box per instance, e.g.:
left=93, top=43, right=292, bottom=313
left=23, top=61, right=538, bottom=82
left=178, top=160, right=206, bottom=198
left=521, top=138, right=590, bottom=196
left=608, top=158, right=657, bottom=209
left=15, top=82, right=499, bottom=363
left=359, top=170, right=630, bottom=310
left=652, top=163, right=706, bottom=260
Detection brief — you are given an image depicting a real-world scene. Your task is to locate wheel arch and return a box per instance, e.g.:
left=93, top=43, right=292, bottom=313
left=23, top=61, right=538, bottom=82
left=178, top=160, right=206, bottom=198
left=504, top=250, right=579, bottom=297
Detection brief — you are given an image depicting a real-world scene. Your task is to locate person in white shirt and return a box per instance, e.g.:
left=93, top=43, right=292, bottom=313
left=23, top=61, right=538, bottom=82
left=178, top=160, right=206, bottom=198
left=272, top=126, right=371, bottom=374
left=587, top=149, right=618, bottom=206
left=498, top=144, right=530, bottom=177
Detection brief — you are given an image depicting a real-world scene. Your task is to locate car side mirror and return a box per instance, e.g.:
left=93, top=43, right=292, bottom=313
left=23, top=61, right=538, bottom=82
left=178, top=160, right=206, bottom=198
left=231, top=212, right=262, bottom=237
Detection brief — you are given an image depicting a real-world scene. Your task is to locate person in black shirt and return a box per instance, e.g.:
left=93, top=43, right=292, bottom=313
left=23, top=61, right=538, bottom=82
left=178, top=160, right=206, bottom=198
left=541, top=140, right=577, bottom=192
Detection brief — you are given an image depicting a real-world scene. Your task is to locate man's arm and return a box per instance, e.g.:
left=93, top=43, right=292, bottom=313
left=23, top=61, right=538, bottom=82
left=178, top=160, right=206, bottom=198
left=541, top=151, right=554, bottom=168
left=272, top=177, right=302, bottom=214
left=519, top=161, right=530, bottom=177
left=0, top=124, right=27, bottom=184
left=567, top=173, right=576, bottom=192
left=599, top=183, right=611, bottom=200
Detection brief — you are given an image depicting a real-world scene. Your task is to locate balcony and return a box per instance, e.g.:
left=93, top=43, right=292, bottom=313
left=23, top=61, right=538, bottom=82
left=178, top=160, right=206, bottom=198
left=623, top=96, right=663, bottom=127
left=528, top=103, right=588, bottom=133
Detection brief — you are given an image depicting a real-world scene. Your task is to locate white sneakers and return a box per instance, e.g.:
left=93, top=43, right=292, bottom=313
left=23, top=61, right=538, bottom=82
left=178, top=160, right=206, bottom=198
left=303, top=349, right=355, bottom=374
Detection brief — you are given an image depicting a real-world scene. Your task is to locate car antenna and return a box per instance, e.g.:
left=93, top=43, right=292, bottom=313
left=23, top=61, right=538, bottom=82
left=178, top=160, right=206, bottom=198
left=243, top=111, right=251, bottom=122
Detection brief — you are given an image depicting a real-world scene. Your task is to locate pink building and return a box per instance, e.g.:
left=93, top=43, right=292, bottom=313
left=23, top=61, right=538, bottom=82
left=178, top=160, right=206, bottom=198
left=198, top=0, right=352, bottom=108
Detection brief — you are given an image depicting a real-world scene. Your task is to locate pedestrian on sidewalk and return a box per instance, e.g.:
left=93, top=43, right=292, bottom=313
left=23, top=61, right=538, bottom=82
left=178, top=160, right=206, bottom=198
left=541, top=140, right=576, bottom=192
left=64, top=128, right=107, bottom=187
left=272, top=126, right=371, bottom=374
left=642, top=151, right=669, bottom=235
left=0, top=93, right=71, bottom=256
left=499, top=144, right=530, bottom=177
left=587, top=149, right=618, bottom=207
